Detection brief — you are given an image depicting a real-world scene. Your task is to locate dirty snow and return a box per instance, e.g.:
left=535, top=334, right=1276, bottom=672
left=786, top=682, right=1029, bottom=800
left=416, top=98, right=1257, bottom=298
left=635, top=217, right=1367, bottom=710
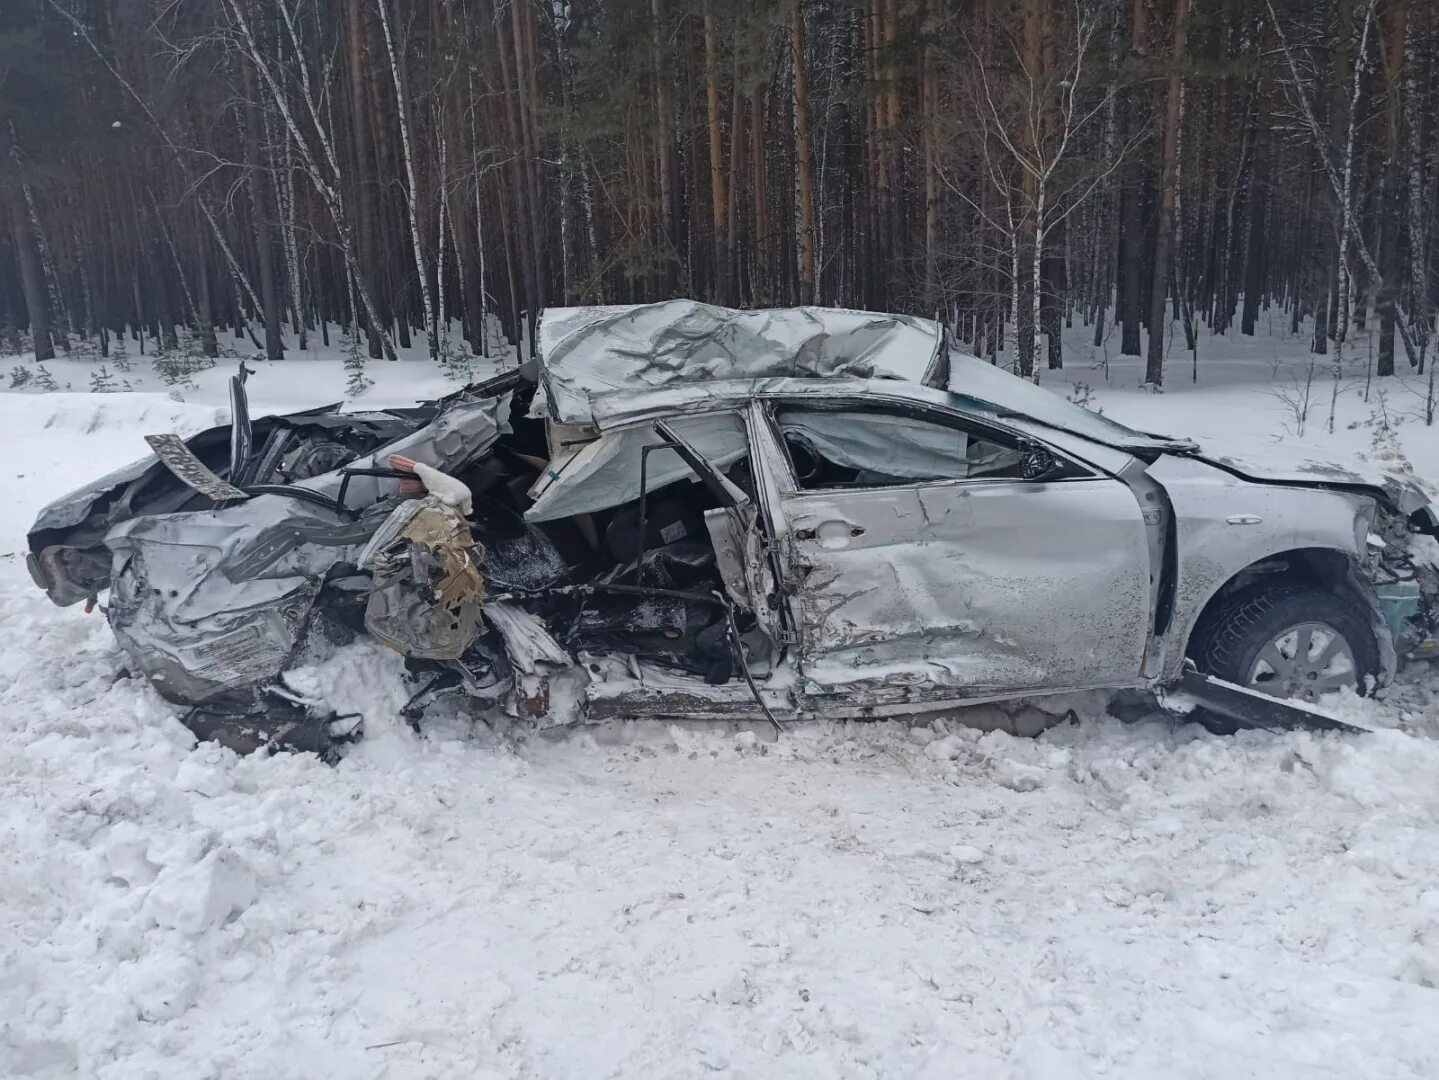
left=3, top=324, right=1439, bottom=1079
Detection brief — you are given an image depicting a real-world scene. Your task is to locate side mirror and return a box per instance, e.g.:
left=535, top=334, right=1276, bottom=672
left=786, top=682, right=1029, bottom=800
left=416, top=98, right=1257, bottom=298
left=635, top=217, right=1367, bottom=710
left=1018, top=441, right=1059, bottom=482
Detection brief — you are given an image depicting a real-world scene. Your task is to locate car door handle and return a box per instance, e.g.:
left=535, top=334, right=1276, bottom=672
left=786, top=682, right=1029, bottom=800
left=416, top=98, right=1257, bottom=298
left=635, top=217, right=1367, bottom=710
left=794, top=521, right=865, bottom=543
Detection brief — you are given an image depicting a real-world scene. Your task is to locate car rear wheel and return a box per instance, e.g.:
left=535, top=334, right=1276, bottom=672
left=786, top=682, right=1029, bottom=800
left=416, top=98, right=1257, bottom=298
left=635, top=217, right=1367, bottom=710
left=1188, top=584, right=1379, bottom=716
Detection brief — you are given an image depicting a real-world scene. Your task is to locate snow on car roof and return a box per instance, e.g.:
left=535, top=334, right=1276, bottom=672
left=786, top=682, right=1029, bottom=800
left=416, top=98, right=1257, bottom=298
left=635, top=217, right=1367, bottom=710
left=533, top=301, right=945, bottom=424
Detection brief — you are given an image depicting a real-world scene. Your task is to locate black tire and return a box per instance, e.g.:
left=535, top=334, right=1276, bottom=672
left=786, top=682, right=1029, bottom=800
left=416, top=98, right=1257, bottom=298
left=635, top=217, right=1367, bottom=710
left=1186, top=583, right=1379, bottom=733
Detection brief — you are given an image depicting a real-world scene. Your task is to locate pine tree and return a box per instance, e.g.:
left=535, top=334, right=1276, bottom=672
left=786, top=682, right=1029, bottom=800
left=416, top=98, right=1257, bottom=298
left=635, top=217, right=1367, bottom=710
left=88, top=364, right=116, bottom=392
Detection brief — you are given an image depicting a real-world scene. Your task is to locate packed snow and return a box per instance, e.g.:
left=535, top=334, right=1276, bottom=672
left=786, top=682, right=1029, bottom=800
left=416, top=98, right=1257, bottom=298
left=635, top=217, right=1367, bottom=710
left=3, top=324, right=1439, bottom=1079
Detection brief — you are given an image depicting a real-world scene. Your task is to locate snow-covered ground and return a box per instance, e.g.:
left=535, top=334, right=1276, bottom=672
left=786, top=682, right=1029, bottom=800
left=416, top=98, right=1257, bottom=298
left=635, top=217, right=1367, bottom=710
left=3, top=323, right=1439, bottom=1079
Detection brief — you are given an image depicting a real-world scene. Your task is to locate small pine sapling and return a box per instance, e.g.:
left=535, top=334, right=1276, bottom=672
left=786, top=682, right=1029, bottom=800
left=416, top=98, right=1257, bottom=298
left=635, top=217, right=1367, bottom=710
left=110, top=335, right=131, bottom=373
left=344, top=333, right=372, bottom=397
left=89, top=365, right=117, bottom=393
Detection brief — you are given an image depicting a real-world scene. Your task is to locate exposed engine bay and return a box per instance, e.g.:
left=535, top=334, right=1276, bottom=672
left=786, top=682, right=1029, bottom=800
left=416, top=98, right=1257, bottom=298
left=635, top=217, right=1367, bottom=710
left=28, top=364, right=778, bottom=757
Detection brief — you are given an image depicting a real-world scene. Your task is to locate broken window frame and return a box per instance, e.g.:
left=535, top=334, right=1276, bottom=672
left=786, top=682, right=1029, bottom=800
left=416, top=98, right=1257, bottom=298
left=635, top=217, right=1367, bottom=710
left=771, top=405, right=1023, bottom=490
left=755, top=396, right=1100, bottom=497
left=524, top=409, right=753, bottom=524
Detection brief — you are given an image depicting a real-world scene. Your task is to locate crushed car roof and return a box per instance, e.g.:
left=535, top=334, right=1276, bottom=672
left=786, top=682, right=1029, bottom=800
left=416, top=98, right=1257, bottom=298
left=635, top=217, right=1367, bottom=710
left=532, top=300, right=1194, bottom=455
left=582, top=374, right=1193, bottom=457
left=532, top=301, right=947, bottom=424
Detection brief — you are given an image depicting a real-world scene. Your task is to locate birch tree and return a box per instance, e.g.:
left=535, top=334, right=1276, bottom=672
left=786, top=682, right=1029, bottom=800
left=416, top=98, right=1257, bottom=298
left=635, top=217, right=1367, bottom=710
left=1267, top=0, right=1421, bottom=370
left=220, top=0, right=396, bottom=360
left=374, top=0, right=436, bottom=360
left=951, top=0, right=1135, bottom=380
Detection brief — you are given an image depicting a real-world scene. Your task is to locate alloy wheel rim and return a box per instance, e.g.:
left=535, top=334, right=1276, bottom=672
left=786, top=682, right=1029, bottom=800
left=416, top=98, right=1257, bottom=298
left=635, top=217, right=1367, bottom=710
left=1245, top=620, right=1358, bottom=701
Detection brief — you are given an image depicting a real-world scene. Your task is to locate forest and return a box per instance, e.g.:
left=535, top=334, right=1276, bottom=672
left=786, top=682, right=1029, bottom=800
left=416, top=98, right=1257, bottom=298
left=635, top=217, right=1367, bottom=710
left=0, top=0, right=1434, bottom=389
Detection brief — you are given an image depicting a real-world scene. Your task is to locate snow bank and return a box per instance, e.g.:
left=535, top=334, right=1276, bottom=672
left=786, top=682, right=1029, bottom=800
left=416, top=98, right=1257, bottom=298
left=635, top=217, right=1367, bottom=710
left=3, top=558, right=1438, bottom=1078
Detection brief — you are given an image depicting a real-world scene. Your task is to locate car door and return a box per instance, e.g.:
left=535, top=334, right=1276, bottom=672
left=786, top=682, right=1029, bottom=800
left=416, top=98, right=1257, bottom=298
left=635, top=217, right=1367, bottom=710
left=756, top=398, right=1153, bottom=702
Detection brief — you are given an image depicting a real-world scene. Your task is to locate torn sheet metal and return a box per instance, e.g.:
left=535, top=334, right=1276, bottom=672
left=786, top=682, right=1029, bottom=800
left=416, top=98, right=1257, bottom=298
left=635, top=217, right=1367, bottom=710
left=362, top=498, right=487, bottom=661
left=90, top=395, right=509, bottom=705
left=1163, top=668, right=1370, bottom=733
left=582, top=658, right=797, bottom=722
left=104, top=494, right=379, bottom=703
left=300, top=394, right=507, bottom=509
left=533, top=301, right=946, bottom=424
left=144, top=433, right=250, bottom=501
left=703, top=508, right=751, bottom=611
left=483, top=602, right=572, bottom=675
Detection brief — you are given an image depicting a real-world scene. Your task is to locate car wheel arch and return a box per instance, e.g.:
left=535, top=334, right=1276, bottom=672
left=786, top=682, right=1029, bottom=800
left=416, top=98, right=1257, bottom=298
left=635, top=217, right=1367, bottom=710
left=1168, top=545, right=1395, bottom=686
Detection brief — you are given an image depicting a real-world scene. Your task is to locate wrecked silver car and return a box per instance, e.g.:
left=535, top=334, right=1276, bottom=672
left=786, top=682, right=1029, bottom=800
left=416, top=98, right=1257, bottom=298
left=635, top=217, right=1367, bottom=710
left=26, top=300, right=1439, bottom=753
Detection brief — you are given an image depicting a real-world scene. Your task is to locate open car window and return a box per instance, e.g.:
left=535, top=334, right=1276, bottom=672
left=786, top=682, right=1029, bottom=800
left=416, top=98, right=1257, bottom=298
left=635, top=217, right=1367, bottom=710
left=525, top=411, right=749, bottom=522
left=774, top=406, right=1024, bottom=490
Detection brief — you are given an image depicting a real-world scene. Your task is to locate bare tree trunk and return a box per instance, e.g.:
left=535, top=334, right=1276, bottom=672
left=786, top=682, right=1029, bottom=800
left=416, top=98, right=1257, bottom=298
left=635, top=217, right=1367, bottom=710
left=193, top=216, right=220, bottom=358
left=704, top=12, right=728, bottom=303
left=510, top=0, right=547, bottom=352
left=726, top=35, right=745, bottom=305
left=651, top=0, right=675, bottom=292
left=347, top=0, right=385, bottom=356
left=1146, top=0, right=1190, bottom=386
left=1031, top=181, right=1045, bottom=381
left=10, top=194, right=53, bottom=361
left=921, top=0, right=938, bottom=306
left=226, top=0, right=396, bottom=359
left=750, top=82, right=768, bottom=302
left=280, top=133, right=307, bottom=349
left=1403, top=3, right=1431, bottom=369
left=241, top=54, right=285, bottom=361
left=1242, top=38, right=1273, bottom=336
left=20, top=182, right=69, bottom=349
left=1329, top=3, right=1376, bottom=428
left=1267, top=0, right=1420, bottom=363
left=792, top=2, right=817, bottom=305
left=466, top=69, right=491, bottom=354
left=1378, top=0, right=1405, bottom=376
left=375, top=0, right=436, bottom=360
left=1119, top=0, right=1149, bottom=357
left=436, top=114, right=450, bottom=355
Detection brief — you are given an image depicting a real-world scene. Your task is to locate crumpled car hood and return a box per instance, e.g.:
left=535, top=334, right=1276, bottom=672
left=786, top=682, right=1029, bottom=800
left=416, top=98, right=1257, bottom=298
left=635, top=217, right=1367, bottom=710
left=532, top=300, right=945, bottom=424
left=1199, top=449, right=1436, bottom=519
left=32, top=454, right=160, bottom=534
